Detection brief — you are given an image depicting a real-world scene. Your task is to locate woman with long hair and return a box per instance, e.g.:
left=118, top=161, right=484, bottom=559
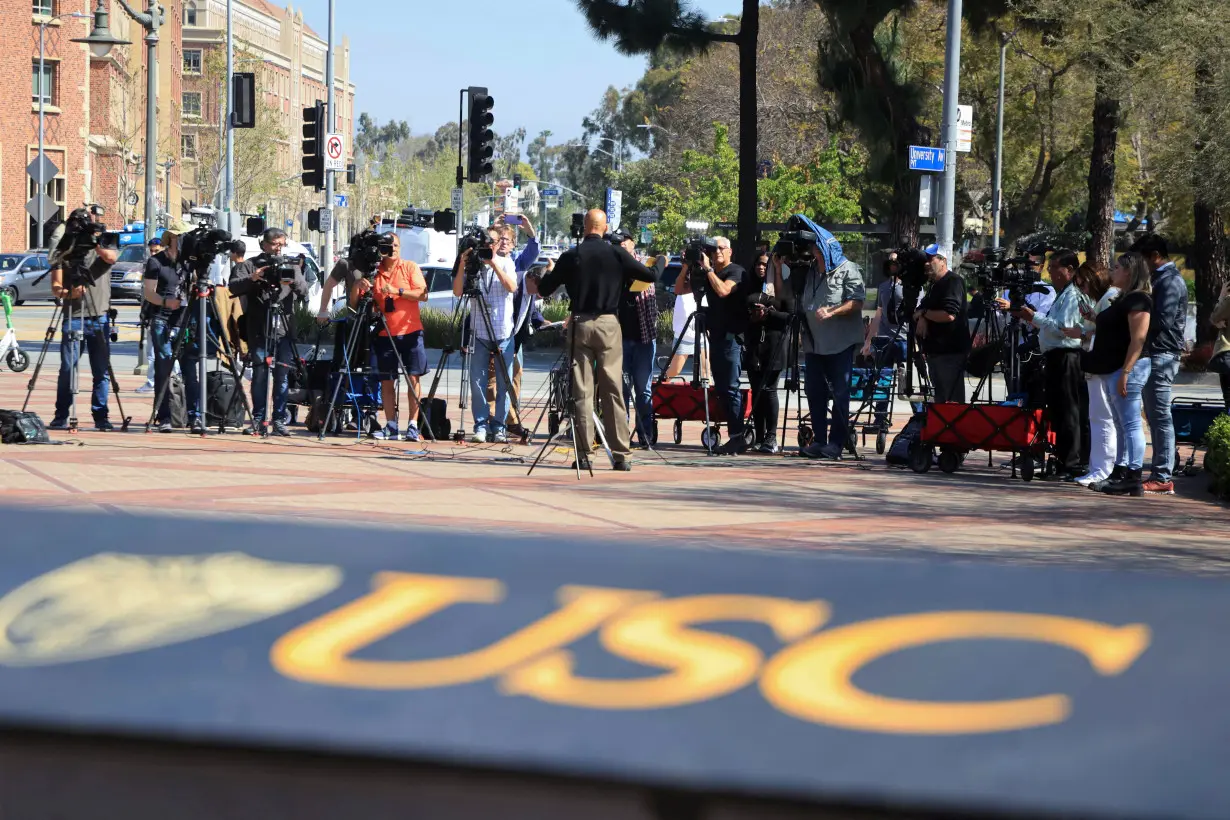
left=1066, top=261, right=1118, bottom=486
left=744, top=251, right=792, bottom=452
left=1081, top=252, right=1153, bottom=496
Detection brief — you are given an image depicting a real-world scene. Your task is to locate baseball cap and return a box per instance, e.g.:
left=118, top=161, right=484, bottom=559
left=923, top=243, right=946, bottom=259
left=609, top=228, right=634, bottom=243
left=161, top=217, right=192, bottom=238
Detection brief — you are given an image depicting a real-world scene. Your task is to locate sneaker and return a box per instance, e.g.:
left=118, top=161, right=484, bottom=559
left=506, top=423, right=528, bottom=440
left=570, top=455, right=592, bottom=471
left=156, top=421, right=174, bottom=433
left=48, top=418, right=68, bottom=430
left=270, top=421, right=291, bottom=437
left=243, top=423, right=265, bottom=436
left=613, top=459, right=632, bottom=472
left=1142, top=478, right=1175, bottom=495
left=190, top=418, right=206, bottom=435
left=135, top=383, right=154, bottom=394
left=493, top=429, right=510, bottom=444
left=1074, top=471, right=1107, bottom=487
left=758, top=438, right=781, bottom=454
left=715, top=438, right=748, bottom=456
left=402, top=422, right=421, bottom=442
left=94, top=419, right=114, bottom=432
left=801, top=442, right=841, bottom=460
left=470, top=429, right=488, bottom=444
left=370, top=423, right=399, bottom=440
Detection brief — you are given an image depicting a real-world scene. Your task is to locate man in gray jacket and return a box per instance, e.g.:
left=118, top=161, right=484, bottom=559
left=1132, top=234, right=1187, bottom=495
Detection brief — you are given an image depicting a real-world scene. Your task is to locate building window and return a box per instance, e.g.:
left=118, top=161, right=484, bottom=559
left=183, top=49, right=202, bottom=74
left=33, top=0, right=55, bottom=17
left=182, top=134, right=197, bottom=160
left=32, top=61, right=56, bottom=106
left=182, top=91, right=201, bottom=118
left=185, top=1, right=197, bottom=26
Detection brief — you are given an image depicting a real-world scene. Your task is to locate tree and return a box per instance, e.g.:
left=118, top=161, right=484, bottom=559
left=574, top=0, right=760, bottom=268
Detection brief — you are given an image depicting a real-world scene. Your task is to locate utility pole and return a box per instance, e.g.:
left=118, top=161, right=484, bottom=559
left=991, top=31, right=1010, bottom=250
left=323, top=0, right=336, bottom=274
left=224, top=0, right=235, bottom=235
left=936, top=0, right=963, bottom=260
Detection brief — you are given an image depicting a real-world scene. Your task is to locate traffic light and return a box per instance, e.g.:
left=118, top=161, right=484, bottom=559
left=346, top=163, right=356, bottom=185
left=308, top=209, right=322, bottom=232
left=512, top=173, right=522, bottom=189
left=466, top=86, right=495, bottom=182
left=301, top=101, right=325, bottom=191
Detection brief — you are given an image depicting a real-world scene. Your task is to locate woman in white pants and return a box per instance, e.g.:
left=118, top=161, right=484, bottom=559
left=1066, top=261, right=1119, bottom=486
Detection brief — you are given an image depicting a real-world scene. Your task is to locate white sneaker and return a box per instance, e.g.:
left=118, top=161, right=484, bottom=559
left=470, top=429, right=487, bottom=443
left=493, top=429, right=509, bottom=444
left=1074, top=471, right=1107, bottom=487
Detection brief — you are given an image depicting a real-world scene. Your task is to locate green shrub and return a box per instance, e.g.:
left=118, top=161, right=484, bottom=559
left=658, top=308, right=675, bottom=345
left=541, top=300, right=571, bottom=324
left=293, top=300, right=332, bottom=341
left=420, top=306, right=459, bottom=350
left=1206, top=413, right=1230, bottom=500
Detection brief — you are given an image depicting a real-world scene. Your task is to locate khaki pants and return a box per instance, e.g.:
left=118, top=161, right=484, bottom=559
left=487, top=353, right=523, bottom=426
left=571, top=314, right=631, bottom=459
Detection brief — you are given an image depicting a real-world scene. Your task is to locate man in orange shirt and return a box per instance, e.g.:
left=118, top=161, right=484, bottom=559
left=353, top=233, right=428, bottom=441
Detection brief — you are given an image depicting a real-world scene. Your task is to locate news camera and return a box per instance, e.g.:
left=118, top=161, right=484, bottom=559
left=57, top=205, right=120, bottom=274
left=346, top=230, right=384, bottom=276
left=682, top=237, right=718, bottom=296
left=178, top=226, right=233, bottom=278
left=964, top=247, right=1045, bottom=311
left=458, top=226, right=493, bottom=296
left=772, top=230, right=817, bottom=267
left=263, top=254, right=304, bottom=286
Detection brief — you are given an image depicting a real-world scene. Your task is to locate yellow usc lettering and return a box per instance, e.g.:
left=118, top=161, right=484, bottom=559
left=270, top=572, right=655, bottom=689
left=502, top=595, right=829, bottom=709
left=268, top=572, right=1151, bottom=735
left=760, top=611, right=1151, bottom=735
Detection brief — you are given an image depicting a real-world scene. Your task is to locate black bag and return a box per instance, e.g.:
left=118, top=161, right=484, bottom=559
left=887, top=411, right=927, bottom=467
left=0, top=409, right=50, bottom=444
left=168, top=374, right=188, bottom=428
left=206, top=370, right=245, bottom=429
left=418, top=397, right=451, bottom=441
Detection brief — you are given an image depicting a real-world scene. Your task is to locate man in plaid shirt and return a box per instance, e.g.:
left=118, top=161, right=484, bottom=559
left=614, top=230, right=664, bottom=447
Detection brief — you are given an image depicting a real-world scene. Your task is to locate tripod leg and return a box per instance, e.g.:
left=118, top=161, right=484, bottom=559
left=144, top=296, right=195, bottom=432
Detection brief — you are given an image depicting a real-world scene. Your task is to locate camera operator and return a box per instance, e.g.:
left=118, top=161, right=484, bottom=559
left=675, top=236, right=749, bottom=455
left=862, top=252, right=907, bottom=363
left=914, top=244, right=970, bottom=404
left=744, top=250, right=792, bottom=453
left=614, top=229, right=662, bottom=449
left=538, top=209, right=656, bottom=471
left=453, top=224, right=522, bottom=444
left=350, top=233, right=428, bottom=441
left=229, top=227, right=308, bottom=437
left=135, top=236, right=165, bottom=395
left=786, top=232, right=866, bottom=460
left=1011, top=248, right=1090, bottom=480
left=46, top=208, right=121, bottom=431
left=483, top=216, right=542, bottom=436
left=142, top=220, right=203, bottom=433
left=316, top=240, right=363, bottom=325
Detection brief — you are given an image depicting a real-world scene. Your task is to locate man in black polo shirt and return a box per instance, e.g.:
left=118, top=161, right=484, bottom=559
left=914, top=244, right=971, bottom=403
left=538, top=210, right=655, bottom=470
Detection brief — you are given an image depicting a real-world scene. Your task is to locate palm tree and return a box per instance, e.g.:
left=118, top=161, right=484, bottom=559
left=573, top=0, right=759, bottom=265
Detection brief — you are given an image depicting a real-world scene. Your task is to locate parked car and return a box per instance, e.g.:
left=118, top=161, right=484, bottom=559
left=0, top=253, right=52, bottom=304
left=423, top=265, right=459, bottom=315
left=540, top=244, right=563, bottom=260
left=109, top=245, right=150, bottom=302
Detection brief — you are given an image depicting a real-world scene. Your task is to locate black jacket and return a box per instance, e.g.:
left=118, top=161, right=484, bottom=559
left=229, top=254, right=309, bottom=341
left=744, top=284, right=793, bottom=372
left=538, top=236, right=655, bottom=314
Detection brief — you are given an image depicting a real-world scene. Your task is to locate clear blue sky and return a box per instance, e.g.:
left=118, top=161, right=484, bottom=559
left=289, top=0, right=745, bottom=145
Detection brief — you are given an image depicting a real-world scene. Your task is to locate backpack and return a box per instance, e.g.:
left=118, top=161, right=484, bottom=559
left=168, top=374, right=188, bottom=429
left=0, top=409, right=51, bottom=444
left=206, top=370, right=245, bottom=429
left=887, top=411, right=927, bottom=467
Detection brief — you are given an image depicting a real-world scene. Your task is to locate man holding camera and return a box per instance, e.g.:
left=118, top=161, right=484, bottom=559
left=914, top=244, right=970, bottom=404
left=539, top=209, right=656, bottom=470
left=788, top=233, right=866, bottom=460
left=47, top=209, right=121, bottom=431
left=143, top=219, right=203, bottom=433
left=676, top=236, right=749, bottom=455
left=352, top=232, right=428, bottom=441
left=229, top=227, right=308, bottom=437
left=1012, top=248, right=1089, bottom=480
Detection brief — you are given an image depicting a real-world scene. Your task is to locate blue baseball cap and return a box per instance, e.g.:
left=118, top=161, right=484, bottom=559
left=923, top=243, right=946, bottom=259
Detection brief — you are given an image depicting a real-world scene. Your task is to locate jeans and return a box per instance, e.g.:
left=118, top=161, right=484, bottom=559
left=871, top=337, right=906, bottom=424
left=1109, top=358, right=1152, bottom=471
left=1086, top=374, right=1118, bottom=479
left=622, top=340, right=655, bottom=444
left=1143, top=352, right=1181, bottom=481
left=708, top=333, right=745, bottom=437
left=55, top=316, right=111, bottom=423
left=152, top=314, right=200, bottom=424
left=804, top=345, right=856, bottom=449
left=747, top=368, right=781, bottom=444
left=250, top=334, right=294, bottom=423
left=470, top=335, right=515, bottom=435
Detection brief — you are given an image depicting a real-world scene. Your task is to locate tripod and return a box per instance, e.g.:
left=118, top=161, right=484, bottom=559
left=21, top=264, right=132, bottom=433
left=451, top=265, right=523, bottom=443
left=249, top=285, right=310, bottom=436
left=143, top=272, right=253, bottom=434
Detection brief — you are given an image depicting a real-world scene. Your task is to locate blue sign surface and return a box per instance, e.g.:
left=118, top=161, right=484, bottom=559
left=286, top=219, right=293, bottom=228
left=334, top=194, right=348, bottom=208
left=908, top=145, right=946, bottom=173
left=541, top=187, right=561, bottom=198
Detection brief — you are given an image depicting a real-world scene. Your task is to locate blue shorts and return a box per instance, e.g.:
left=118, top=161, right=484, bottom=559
left=373, top=331, right=427, bottom=378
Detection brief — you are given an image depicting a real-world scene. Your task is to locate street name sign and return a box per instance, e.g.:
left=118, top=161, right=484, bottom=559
left=908, top=145, right=946, bottom=173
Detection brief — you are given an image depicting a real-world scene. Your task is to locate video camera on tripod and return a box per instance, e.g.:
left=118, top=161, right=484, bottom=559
left=56, top=206, right=120, bottom=274
left=683, top=236, right=718, bottom=296
left=457, top=226, right=494, bottom=296
left=178, top=225, right=233, bottom=280
left=963, top=248, right=1046, bottom=311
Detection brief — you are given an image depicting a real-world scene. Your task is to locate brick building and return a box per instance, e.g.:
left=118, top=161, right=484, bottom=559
left=181, top=0, right=355, bottom=241
left=0, top=1, right=183, bottom=253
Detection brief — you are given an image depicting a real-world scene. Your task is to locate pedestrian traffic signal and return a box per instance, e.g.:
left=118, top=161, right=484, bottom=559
left=466, top=87, right=495, bottom=183
left=301, top=101, right=326, bottom=191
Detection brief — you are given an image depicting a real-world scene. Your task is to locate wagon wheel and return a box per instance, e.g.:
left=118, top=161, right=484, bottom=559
left=938, top=448, right=961, bottom=474
left=908, top=443, right=933, bottom=474
left=1021, top=455, right=1035, bottom=483
left=673, top=418, right=683, bottom=444
left=548, top=411, right=561, bottom=437
left=650, top=419, right=660, bottom=446
left=701, top=425, right=722, bottom=451
left=876, top=430, right=887, bottom=455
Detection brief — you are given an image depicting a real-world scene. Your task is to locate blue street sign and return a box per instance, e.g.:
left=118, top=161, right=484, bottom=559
left=286, top=219, right=293, bottom=228
left=541, top=187, right=561, bottom=198
left=908, top=145, right=946, bottom=173
left=334, top=194, right=348, bottom=208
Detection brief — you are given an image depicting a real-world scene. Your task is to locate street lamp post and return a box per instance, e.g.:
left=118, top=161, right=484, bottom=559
left=36, top=10, right=91, bottom=250
left=75, top=0, right=159, bottom=248
left=991, top=31, right=1012, bottom=250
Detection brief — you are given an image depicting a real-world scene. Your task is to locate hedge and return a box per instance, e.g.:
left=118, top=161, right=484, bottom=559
left=1206, top=413, right=1230, bottom=500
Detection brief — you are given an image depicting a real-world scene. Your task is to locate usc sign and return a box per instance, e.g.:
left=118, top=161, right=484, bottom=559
left=270, top=571, right=1152, bottom=736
